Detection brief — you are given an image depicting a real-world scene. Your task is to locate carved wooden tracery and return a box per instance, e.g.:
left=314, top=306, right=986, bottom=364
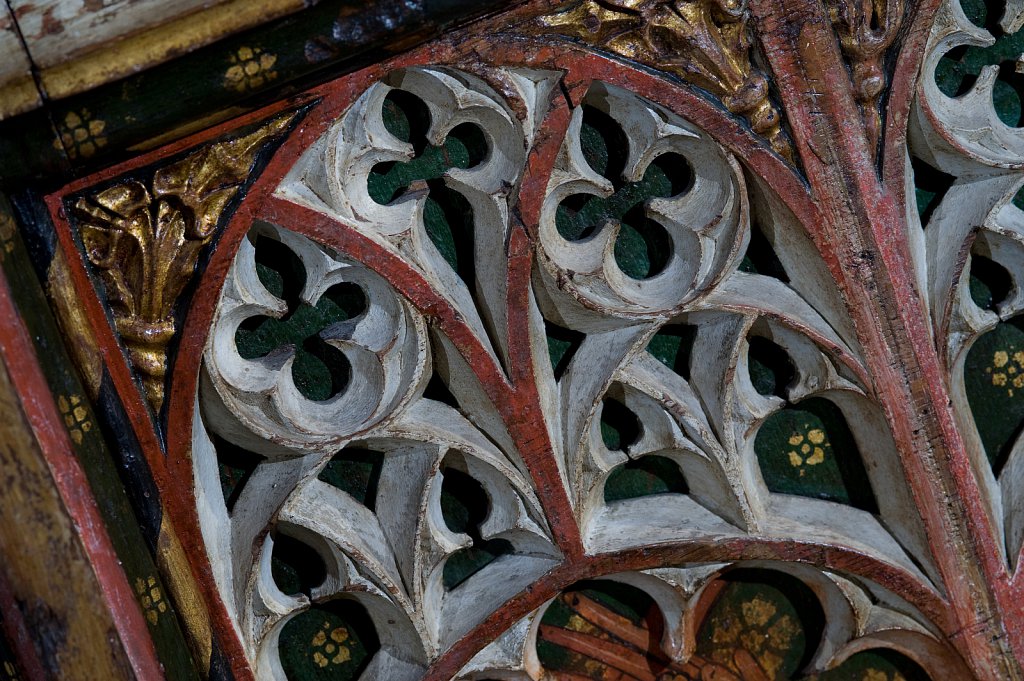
left=32, top=0, right=1024, bottom=679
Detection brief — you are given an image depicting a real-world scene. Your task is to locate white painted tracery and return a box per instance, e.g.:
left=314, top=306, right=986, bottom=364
left=195, top=66, right=953, bottom=679
left=911, top=0, right=1024, bottom=568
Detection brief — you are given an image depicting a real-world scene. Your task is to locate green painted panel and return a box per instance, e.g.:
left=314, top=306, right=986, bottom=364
left=599, top=396, right=642, bottom=452
left=0, top=0, right=507, bottom=183
left=646, top=323, right=696, bottom=380
left=272, top=534, right=328, bottom=597
left=964, top=318, right=1024, bottom=472
left=697, top=569, right=823, bottom=679
left=739, top=224, right=789, bottom=282
left=755, top=398, right=878, bottom=512
left=544, top=319, right=585, bottom=380
left=536, top=571, right=929, bottom=679
left=318, top=448, right=384, bottom=510
left=213, top=432, right=265, bottom=513
left=817, top=650, right=930, bottom=681
left=604, top=455, right=688, bottom=502
left=278, top=601, right=378, bottom=681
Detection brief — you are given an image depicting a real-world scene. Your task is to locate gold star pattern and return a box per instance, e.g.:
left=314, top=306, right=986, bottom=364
left=311, top=622, right=352, bottom=668
left=786, top=426, right=828, bottom=476
left=53, top=109, right=107, bottom=159
left=57, top=394, right=92, bottom=445
left=225, top=46, right=278, bottom=93
left=134, top=575, right=168, bottom=626
left=704, top=593, right=799, bottom=678
left=985, top=348, right=1024, bottom=397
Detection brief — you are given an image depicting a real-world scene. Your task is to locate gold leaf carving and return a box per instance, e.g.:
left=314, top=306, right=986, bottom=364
left=531, top=0, right=793, bottom=160
left=70, top=113, right=295, bottom=412
left=826, top=0, right=904, bottom=156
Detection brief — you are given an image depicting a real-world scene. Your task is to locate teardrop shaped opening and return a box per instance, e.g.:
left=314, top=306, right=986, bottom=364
left=604, top=455, right=689, bottom=503
left=271, top=532, right=327, bottom=597
left=278, top=598, right=380, bottom=680
left=755, top=397, right=878, bottom=512
left=439, top=460, right=513, bottom=591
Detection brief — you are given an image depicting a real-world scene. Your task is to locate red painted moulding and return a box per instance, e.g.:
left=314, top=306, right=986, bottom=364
left=890, top=0, right=1024, bottom=637
left=881, top=0, right=943, bottom=201
left=154, top=44, right=823, bottom=681
left=751, top=0, right=1019, bottom=676
left=41, top=6, right=987, bottom=679
left=214, top=54, right=956, bottom=681
left=0, top=274, right=165, bottom=681
left=883, top=0, right=1024, bottom=609
left=257, top=196, right=585, bottom=560
left=43, top=41, right=474, bottom=679
left=888, top=0, right=1024, bottom=639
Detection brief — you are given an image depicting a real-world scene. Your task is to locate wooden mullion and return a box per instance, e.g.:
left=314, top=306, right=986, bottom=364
left=0, top=194, right=202, bottom=680
left=748, top=0, right=1019, bottom=677
left=0, top=224, right=163, bottom=681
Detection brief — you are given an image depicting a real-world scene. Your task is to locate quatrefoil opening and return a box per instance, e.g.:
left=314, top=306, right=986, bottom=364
left=189, top=59, right=965, bottom=679
left=555, top=103, right=693, bottom=281
left=538, top=81, right=747, bottom=314
left=205, top=224, right=428, bottom=450
left=235, top=233, right=367, bottom=402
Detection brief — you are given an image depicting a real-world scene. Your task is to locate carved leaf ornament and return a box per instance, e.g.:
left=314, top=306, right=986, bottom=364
left=144, top=0, right=1024, bottom=679
left=72, top=116, right=295, bottom=411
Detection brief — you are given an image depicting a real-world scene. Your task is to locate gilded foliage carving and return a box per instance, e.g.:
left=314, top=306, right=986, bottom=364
left=70, top=114, right=294, bottom=411
left=529, top=0, right=793, bottom=160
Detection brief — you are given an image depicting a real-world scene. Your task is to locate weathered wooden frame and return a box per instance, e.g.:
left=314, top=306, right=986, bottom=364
left=3, top=0, right=1024, bottom=679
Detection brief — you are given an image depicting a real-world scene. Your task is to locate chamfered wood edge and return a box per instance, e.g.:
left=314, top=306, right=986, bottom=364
left=0, top=258, right=165, bottom=679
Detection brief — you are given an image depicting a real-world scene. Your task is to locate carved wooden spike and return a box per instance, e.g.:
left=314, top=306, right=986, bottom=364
left=528, top=0, right=794, bottom=161
left=70, top=113, right=295, bottom=412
